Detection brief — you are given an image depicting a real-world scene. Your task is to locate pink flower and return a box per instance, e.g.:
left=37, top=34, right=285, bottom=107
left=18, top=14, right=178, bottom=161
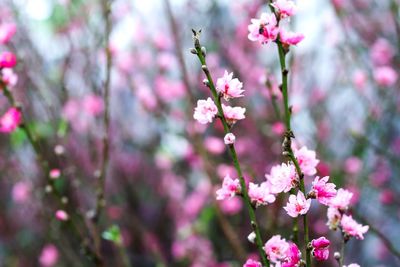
left=248, top=182, right=276, bottom=207
left=265, top=163, right=297, bottom=194
left=352, top=70, right=367, bottom=90
left=0, top=107, right=22, bottom=133
left=55, top=210, right=69, bottom=221
left=0, top=23, right=16, bottom=44
left=311, top=176, right=337, bottom=206
left=83, top=94, right=104, bottom=116
left=1, top=68, right=18, bottom=87
left=341, top=214, right=369, bottom=240
left=248, top=13, right=279, bottom=44
left=205, top=136, right=225, bottom=154
left=344, top=156, right=363, bottom=174
left=49, top=169, right=61, bottom=179
left=216, top=174, right=241, bottom=200
left=344, top=264, right=360, bottom=267
left=282, top=242, right=301, bottom=267
left=219, top=196, right=242, bottom=215
left=0, top=51, right=17, bottom=68
left=193, top=97, right=218, bottom=124
left=293, top=146, right=319, bottom=176
left=264, top=235, right=290, bottom=263
left=224, top=133, right=236, bottom=145
left=328, top=188, right=353, bottom=210
left=243, top=259, right=262, bottom=267
left=216, top=71, right=244, bottom=100
left=326, top=206, right=341, bottom=230
left=373, top=66, right=398, bottom=87
left=222, top=104, right=246, bottom=124
left=284, top=191, right=311, bottom=218
left=370, top=38, right=394, bottom=66
left=311, top=237, right=330, bottom=261
left=39, top=244, right=59, bottom=267
left=272, top=0, right=296, bottom=19
left=12, top=181, right=31, bottom=204
left=280, top=29, right=304, bottom=46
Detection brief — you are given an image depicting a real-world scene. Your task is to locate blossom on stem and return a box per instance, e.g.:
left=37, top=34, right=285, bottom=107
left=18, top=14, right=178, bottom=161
left=341, top=214, right=369, bottom=240
left=328, top=188, right=352, bottom=210
left=222, top=104, right=246, bottom=124
left=216, top=174, right=241, bottom=200
left=326, top=206, right=341, bottom=230
left=293, top=146, right=319, bottom=176
left=224, top=133, right=236, bottom=145
left=0, top=51, right=17, bottom=68
left=0, top=107, right=22, bottom=133
left=248, top=182, right=276, bottom=207
left=243, top=259, right=262, bottom=267
left=271, top=0, right=296, bottom=19
left=282, top=242, right=301, bottom=267
left=311, top=237, right=330, bottom=261
left=284, top=191, right=311, bottom=218
left=264, top=235, right=290, bottom=263
left=216, top=71, right=244, bottom=100
left=311, top=176, right=337, bottom=205
left=265, top=162, right=297, bottom=194
left=373, top=66, right=398, bottom=87
left=279, top=29, right=304, bottom=46
left=1, top=68, right=18, bottom=87
left=193, top=97, right=218, bottom=124
left=248, top=13, right=279, bottom=44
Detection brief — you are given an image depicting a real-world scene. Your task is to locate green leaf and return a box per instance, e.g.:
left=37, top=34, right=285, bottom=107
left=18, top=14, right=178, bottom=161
left=102, top=225, right=122, bottom=245
left=10, top=128, right=27, bottom=148
left=57, top=119, right=69, bottom=137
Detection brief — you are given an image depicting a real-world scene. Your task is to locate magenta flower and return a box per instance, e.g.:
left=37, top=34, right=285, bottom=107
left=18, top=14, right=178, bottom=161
left=55, top=210, right=69, bottom=221
left=293, top=146, right=319, bottom=176
left=216, top=71, right=244, bottom=100
left=370, top=38, right=394, bottom=66
left=248, top=182, right=276, bottom=207
left=265, top=163, right=297, bottom=194
left=311, top=237, right=330, bottom=261
left=248, top=13, right=279, bottom=44
left=311, top=176, right=337, bottom=206
left=222, top=104, right=246, bottom=124
left=49, top=169, right=61, bottom=179
left=216, top=174, right=241, bottom=200
left=0, top=107, right=22, bottom=133
left=39, top=244, right=59, bottom=267
left=1, top=68, right=18, bottom=87
left=279, top=29, right=304, bottom=46
left=328, top=188, right=353, bottom=210
left=284, top=191, right=311, bottom=218
left=264, top=235, right=290, bottom=263
left=281, top=242, right=301, bottom=267
left=271, top=0, right=297, bottom=19
left=224, top=133, right=236, bottom=145
left=243, top=259, right=262, bottom=267
left=0, top=23, right=16, bottom=44
left=0, top=51, right=17, bottom=68
left=341, top=214, right=369, bottom=240
left=373, top=66, right=398, bottom=87
left=193, top=97, right=218, bottom=124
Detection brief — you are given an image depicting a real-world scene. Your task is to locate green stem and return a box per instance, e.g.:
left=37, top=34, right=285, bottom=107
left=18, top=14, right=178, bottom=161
left=192, top=31, right=269, bottom=267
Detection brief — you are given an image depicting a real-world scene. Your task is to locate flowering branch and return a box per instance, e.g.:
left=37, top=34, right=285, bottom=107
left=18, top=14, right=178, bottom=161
left=191, top=30, right=270, bottom=266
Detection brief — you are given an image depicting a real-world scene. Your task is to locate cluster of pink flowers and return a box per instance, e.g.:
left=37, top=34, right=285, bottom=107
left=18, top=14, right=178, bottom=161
left=263, top=235, right=301, bottom=267
left=248, top=0, right=304, bottom=46
left=0, top=107, right=22, bottom=133
left=311, top=237, right=330, bottom=261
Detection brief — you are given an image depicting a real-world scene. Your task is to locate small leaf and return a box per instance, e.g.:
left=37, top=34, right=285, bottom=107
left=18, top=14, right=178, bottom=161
left=102, top=225, right=122, bottom=245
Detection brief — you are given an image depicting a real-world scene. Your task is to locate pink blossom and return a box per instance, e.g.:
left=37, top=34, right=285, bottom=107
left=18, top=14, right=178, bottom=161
left=265, top=163, right=297, bottom=194
left=219, top=196, right=242, bottom=215
left=284, top=191, right=311, bottom=218
left=352, top=70, right=367, bottom=90
left=248, top=13, right=279, bottom=44
left=311, top=237, right=330, bottom=261
left=293, top=146, right=319, bottom=176
left=280, top=29, right=304, bottom=46
left=373, top=66, right=398, bottom=87
left=272, top=121, right=285, bottom=135
left=216, top=71, right=244, bottom=100
left=326, top=206, right=341, bottom=230
left=379, top=189, right=394, bottom=205
left=39, top=244, right=59, bottom=267
left=311, top=176, right=337, bottom=205
left=49, top=169, right=61, bottom=179
left=328, top=188, right=353, bottom=210
left=83, top=94, right=104, bottom=116
left=193, top=97, right=218, bottom=124
left=216, top=174, right=241, bottom=200
left=264, top=235, right=290, bottom=263
left=0, top=107, right=22, bottom=133
left=0, top=23, right=16, bottom=44
left=1, top=68, right=18, bottom=87
left=341, top=214, right=369, bottom=240
left=344, top=264, right=360, bottom=267
left=344, top=156, right=363, bottom=174
left=224, top=133, right=236, bottom=145
left=0, top=51, right=17, bottom=68
left=136, top=85, right=157, bottom=110
left=55, top=210, right=69, bottom=221
left=205, top=137, right=225, bottom=154
left=243, top=259, right=262, bottom=267
left=222, top=104, right=246, bottom=124
left=370, top=38, right=394, bottom=66
left=248, top=182, right=276, bottom=207
left=272, top=0, right=296, bottom=19
left=282, top=242, right=301, bottom=267
left=12, top=181, right=31, bottom=204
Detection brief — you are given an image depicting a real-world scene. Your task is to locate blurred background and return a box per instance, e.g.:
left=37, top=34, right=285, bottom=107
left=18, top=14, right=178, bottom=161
left=0, top=0, right=399, bottom=266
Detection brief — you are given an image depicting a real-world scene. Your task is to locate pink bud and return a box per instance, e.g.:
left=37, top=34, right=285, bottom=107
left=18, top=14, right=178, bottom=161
left=49, top=169, right=61, bottom=179
left=0, top=51, right=17, bottom=68
left=55, top=210, right=69, bottom=221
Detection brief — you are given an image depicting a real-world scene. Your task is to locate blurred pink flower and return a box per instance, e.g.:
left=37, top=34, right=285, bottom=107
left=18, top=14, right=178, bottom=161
left=39, top=244, right=59, bottom=267
left=373, top=66, right=398, bottom=87
left=311, top=237, right=330, bottom=261
left=311, top=176, right=337, bottom=206
left=49, top=169, right=61, bottom=179
left=0, top=51, right=17, bottom=68
left=1, top=68, right=18, bottom=87
left=284, top=191, right=311, bottom=218
left=248, top=13, right=279, bottom=44
left=204, top=136, right=225, bottom=154
left=224, top=133, right=236, bottom=145
left=248, top=182, right=276, bottom=207
left=272, top=121, right=285, bottom=135
left=279, top=29, right=304, bottom=46
left=379, top=189, right=394, bottom=205
left=219, top=196, right=242, bottom=215
left=216, top=71, right=244, bottom=100
left=370, top=38, right=394, bottom=66
left=344, top=264, right=360, bottom=267
left=216, top=174, right=241, bottom=200
left=155, top=77, right=185, bottom=102
left=0, top=107, right=22, bottom=133
left=293, top=146, right=319, bottom=176
left=265, top=163, right=297, bottom=194
left=55, top=210, right=69, bottom=221
left=341, top=214, right=369, bottom=240
left=344, top=156, right=363, bottom=174
left=352, top=70, right=367, bottom=91
left=222, top=104, right=246, bottom=124
left=12, top=181, right=31, bottom=204
left=83, top=94, right=104, bottom=116
left=328, top=188, right=353, bottom=210
left=193, top=97, right=218, bottom=124
left=243, top=259, right=261, bottom=267
left=0, top=23, right=16, bottom=44
left=272, top=0, right=296, bottom=19
left=136, top=85, right=157, bottom=110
